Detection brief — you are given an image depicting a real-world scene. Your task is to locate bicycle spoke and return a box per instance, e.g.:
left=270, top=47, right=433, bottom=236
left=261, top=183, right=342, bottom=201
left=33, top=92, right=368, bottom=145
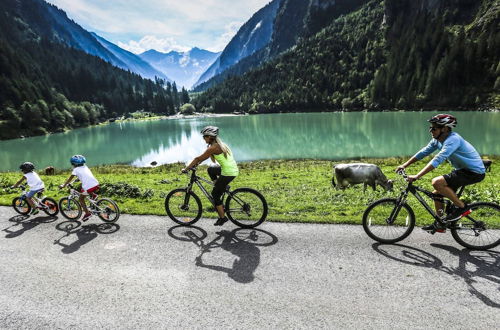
left=59, top=198, right=82, bottom=220
left=363, top=198, right=415, bottom=244
left=165, top=189, right=202, bottom=226
left=96, top=199, right=120, bottom=222
left=225, top=188, right=268, bottom=228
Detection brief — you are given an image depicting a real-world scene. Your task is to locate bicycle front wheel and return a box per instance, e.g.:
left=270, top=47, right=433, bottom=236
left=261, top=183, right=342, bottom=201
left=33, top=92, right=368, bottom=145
left=225, top=188, right=268, bottom=228
left=450, top=202, right=500, bottom=250
left=96, top=198, right=120, bottom=223
left=12, top=197, right=31, bottom=215
left=41, top=197, right=59, bottom=216
left=59, top=197, right=82, bottom=220
left=362, top=198, right=415, bottom=244
left=165, top=189, right=202, bottom=225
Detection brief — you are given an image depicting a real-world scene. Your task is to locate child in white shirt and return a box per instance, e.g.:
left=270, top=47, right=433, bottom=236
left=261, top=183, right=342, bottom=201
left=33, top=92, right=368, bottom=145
left=60, top=155, right=99, bottom=221
left=11, top=162, right=45, bottom=215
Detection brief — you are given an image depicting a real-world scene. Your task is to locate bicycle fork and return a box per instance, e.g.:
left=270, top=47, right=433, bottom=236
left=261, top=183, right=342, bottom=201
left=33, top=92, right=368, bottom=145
left=387, top=192, right=409, bottom=225
left=182, top=184, right=194, bottom=210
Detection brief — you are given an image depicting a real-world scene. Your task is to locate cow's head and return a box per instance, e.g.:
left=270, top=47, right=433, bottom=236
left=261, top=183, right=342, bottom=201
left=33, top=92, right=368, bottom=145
left=384, top=179, right=394, bottom=191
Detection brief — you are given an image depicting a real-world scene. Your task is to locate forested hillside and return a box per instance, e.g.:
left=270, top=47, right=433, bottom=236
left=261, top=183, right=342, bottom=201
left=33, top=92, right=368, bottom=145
left=194, top=0, right=500, bottom=113
left=0, top=0, right=187, bottom=140
left=194, top=0, right=367, bottom=92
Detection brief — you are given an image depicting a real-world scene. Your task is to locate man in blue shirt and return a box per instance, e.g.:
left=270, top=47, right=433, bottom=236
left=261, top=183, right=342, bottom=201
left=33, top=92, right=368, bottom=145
left=397, top=114, right=486, bottom=233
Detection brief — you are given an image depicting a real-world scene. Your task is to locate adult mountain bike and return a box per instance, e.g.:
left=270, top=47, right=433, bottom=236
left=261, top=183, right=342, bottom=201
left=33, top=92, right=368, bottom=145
left=59, top=183, right=120, bottom=223
left=362, top=168, right=500, bottom=250
left=165, top=167, right=268, bottom=228
left=10, top=184, right=59, bottom=216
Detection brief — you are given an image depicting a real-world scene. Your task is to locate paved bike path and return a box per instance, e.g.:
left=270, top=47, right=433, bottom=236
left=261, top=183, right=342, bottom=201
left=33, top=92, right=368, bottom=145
left=0, top=206, right=498, bottom=329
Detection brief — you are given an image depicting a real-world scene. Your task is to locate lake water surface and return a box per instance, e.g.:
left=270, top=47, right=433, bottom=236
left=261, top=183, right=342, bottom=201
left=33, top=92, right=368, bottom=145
left=0, top=112, right=498, bottom=171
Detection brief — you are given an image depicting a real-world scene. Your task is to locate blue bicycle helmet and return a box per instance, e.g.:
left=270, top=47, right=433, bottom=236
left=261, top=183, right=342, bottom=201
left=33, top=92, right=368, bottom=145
left=70, top=155, right=86, bottom=166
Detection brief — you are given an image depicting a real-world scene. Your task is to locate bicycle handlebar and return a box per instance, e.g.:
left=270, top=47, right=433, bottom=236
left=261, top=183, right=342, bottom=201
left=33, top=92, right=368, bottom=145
left=7, top=184, right=26, bottom=191
left=181, top=167, right=197, bottom=174
left=59, top=181, right=78, bottom=190
left=396, top=168, right=409, bottom=181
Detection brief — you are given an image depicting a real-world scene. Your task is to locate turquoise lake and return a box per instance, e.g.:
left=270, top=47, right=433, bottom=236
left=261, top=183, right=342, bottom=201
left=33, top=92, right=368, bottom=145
left=0, top=112, right=498, bottom=171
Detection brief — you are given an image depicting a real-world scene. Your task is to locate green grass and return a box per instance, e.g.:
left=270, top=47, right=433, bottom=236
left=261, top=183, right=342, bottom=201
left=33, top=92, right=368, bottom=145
left=1, top=157, right=498, bottom=226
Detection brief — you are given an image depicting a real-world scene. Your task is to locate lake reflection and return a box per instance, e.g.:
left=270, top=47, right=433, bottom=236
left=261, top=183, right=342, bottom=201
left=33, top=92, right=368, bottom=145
left=0, top=112, right=498, bottom=171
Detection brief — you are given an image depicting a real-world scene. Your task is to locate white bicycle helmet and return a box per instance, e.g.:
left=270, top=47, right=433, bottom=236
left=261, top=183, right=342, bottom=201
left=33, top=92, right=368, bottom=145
left=200, top=126, right=219, bottom=137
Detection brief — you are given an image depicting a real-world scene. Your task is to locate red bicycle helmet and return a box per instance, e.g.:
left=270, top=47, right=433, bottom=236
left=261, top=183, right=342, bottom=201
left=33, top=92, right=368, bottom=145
left=428, top=114, right=457, bottom=128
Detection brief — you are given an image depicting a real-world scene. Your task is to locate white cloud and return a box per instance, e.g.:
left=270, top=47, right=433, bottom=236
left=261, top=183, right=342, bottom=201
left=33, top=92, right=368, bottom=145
left=45, top=0, right=271, bottom=52
left=118, top=36, right=190, bottom=54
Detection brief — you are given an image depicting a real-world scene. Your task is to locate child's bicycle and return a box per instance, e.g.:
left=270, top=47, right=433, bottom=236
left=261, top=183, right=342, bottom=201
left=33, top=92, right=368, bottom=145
left=362, top=167, right=500, bottom=250
left=10, top=184, right=59, bottom=216
left=58, top=183, right=120, bottom=223
left=165, top=167, right=268, bottom=228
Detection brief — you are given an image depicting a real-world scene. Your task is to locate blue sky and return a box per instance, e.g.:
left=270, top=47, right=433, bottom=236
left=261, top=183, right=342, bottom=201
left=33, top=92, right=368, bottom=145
left=45, top=0, right=271, bottom=53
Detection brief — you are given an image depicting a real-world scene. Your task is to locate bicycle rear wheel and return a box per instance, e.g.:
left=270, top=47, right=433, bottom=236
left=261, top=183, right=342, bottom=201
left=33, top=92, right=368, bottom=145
left=225, top=188, right=268, bottom=228
left=59, top=197, right=82, bottom=220
left=165, top=189, right=202, bottom=225
left=12, top=197, right=31, bottom=215
left=450, top=202, right=500, bottom=250
left=41, top=197, right=59, bottom=216
left=362, top=198, right=415, bottom=244
left=96, top=198, right=120, bottom=223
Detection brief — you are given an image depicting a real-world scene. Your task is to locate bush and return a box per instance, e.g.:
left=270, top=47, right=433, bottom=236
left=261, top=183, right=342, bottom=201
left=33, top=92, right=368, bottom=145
left=99, top=182, right=154, bottom=199
left=180, top=103, right=196, bottom=115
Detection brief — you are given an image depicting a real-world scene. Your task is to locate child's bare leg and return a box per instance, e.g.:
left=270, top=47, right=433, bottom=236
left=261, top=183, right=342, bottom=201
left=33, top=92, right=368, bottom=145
left=26, top=197, right=35, bottom=209
left=79, top=194, right=90, bottom=214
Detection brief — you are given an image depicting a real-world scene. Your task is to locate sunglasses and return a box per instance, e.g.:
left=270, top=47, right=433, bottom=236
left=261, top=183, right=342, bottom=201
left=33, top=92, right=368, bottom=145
left=429, top=126, right=441, bottom=132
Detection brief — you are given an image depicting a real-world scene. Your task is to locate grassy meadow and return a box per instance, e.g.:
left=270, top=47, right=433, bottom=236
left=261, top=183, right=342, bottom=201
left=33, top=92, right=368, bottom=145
left=0, top=157, right=498, bottom=226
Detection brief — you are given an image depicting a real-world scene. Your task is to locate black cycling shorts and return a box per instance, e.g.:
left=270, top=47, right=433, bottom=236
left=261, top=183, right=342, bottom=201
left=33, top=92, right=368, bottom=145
left=443, top=169, right=485, bottom=191
left=208, top=166, right=235, bottom=206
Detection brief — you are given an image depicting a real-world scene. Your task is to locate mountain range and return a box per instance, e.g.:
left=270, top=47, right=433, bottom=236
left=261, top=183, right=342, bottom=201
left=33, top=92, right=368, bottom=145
left=8, top=0, right=173, bottom=81
left=193, top=0, right=282, bottom=88
left=139, top=48, right=220, bottom=89
left=91, top=33, right=172, bottom=82
left=0, top=0, right=224, bottom=86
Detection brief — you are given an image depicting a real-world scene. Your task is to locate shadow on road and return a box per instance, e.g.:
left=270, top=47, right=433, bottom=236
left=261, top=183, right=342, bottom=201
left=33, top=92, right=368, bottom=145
left=168, top=225, right=278, bottom=283
left=432, top=243, right=500, bottom=309
left=3, top=214, right=57, bottom=238
left=372, top=243, right=500, bottom=309
left=54, top=220, right=120, bottom=254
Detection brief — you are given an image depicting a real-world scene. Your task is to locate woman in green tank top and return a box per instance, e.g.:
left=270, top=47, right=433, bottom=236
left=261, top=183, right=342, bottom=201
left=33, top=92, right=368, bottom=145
left=183, top=126, right=239, bottom=226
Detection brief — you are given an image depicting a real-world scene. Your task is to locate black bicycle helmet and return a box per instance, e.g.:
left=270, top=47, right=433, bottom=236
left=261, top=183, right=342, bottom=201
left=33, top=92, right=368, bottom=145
left=200, top=126, right=219, bottom=137
left=428, top=114, right=457, bottom=128
left=19, top=162, right=35, bottom=172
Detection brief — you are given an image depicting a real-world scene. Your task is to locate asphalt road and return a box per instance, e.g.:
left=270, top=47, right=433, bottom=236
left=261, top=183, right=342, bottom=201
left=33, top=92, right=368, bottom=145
left=0, top=206, right=499, bottom=329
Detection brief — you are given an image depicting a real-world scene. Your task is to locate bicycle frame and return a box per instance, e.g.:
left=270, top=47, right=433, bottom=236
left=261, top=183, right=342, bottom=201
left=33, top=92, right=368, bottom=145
left=184, top=168, right=226, bottom=206
left=394, top=170, right=466, bottom=224
left=64, top=184, right=99, bottom=210
left=18, top=185, right=45, bottom=206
